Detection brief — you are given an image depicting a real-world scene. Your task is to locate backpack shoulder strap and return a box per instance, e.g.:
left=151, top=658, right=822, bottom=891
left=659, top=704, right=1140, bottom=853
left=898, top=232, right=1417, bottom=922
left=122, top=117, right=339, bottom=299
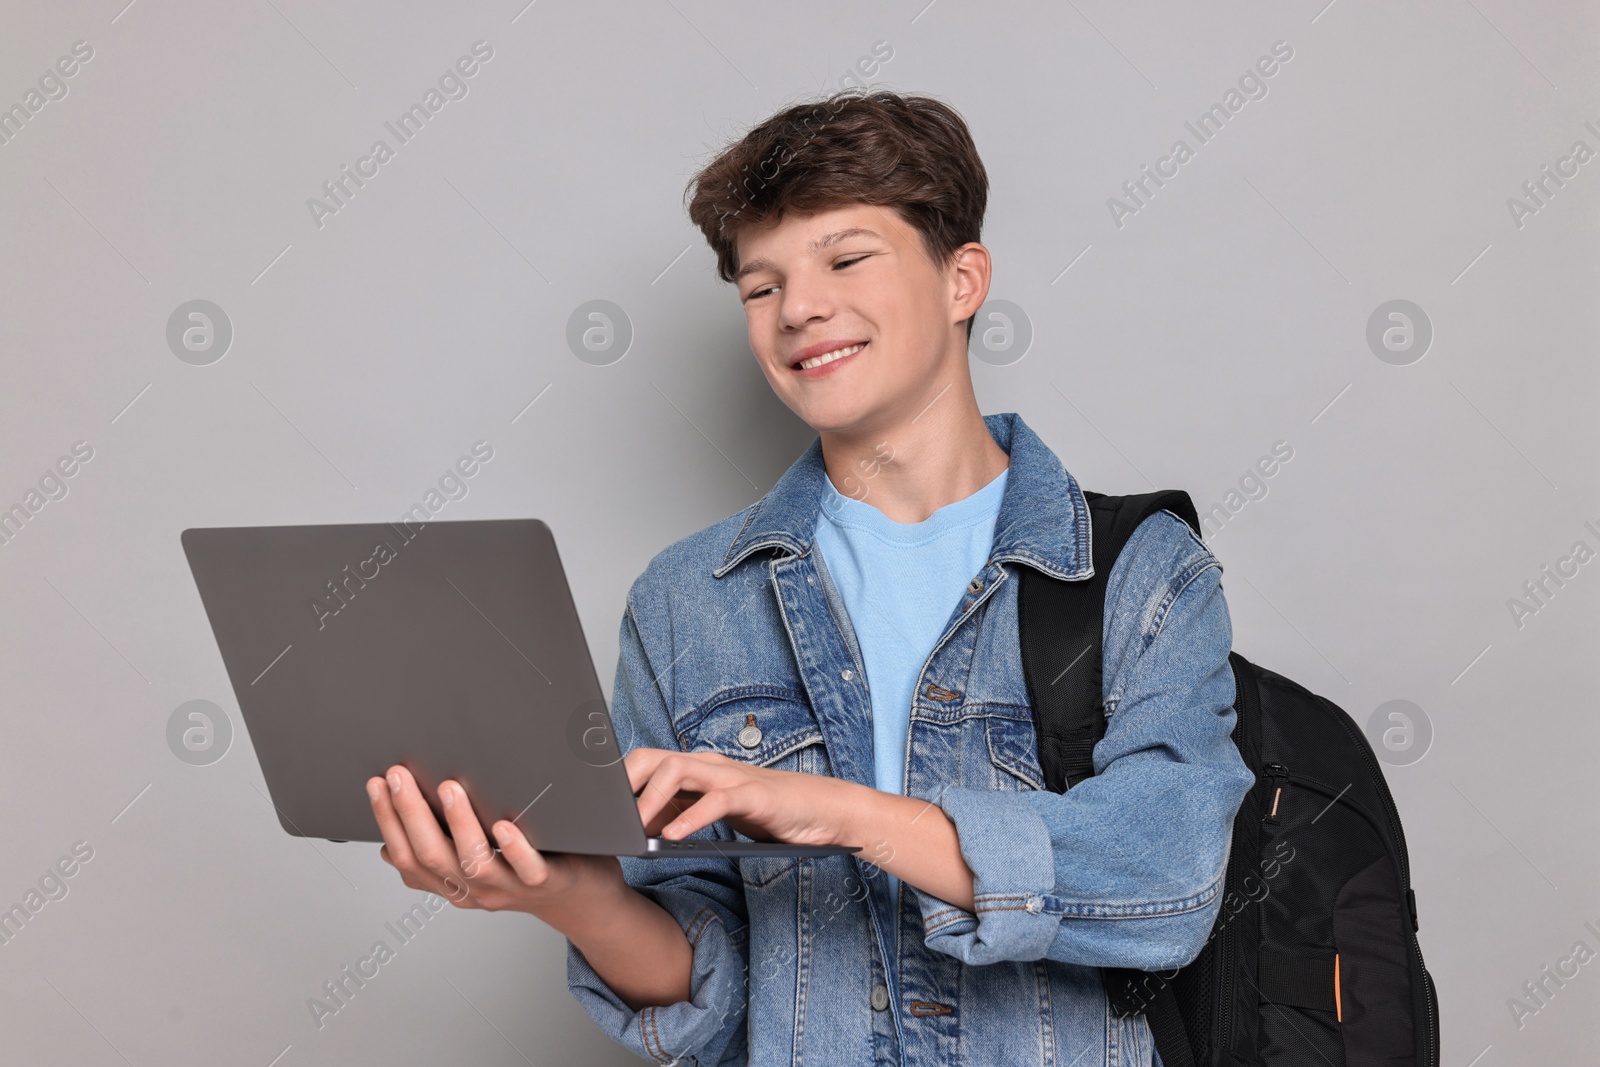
left=1017, top=488, right=1200, bottom=792
left=1018, top=487, right=1205, bottom=1067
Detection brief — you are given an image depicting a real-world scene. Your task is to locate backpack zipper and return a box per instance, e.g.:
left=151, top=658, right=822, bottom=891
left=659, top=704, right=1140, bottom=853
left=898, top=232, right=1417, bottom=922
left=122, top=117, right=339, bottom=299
left=1215, top=656, right=1253, bottom=1057
left=1216, top=899, right=1238, bottom=1053
left=1219, top=759, right=1297, bottom=1052
left=1422, top=964, right=1440, bottom=1066
left=1262, top=762, right=1289, bottom=824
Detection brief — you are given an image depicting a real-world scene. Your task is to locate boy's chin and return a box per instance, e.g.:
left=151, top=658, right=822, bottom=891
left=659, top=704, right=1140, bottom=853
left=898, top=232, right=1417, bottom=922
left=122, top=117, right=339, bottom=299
left=792, top=394, right=888, bottom=437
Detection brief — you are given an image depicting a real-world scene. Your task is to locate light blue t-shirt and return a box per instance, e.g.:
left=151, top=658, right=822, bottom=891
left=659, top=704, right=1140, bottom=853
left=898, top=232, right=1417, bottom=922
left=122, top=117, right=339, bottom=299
left=812, top=464, right=1009, bottom=903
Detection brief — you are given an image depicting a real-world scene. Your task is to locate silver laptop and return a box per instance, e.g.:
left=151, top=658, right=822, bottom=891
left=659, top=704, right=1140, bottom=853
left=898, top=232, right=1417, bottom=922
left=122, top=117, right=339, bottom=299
left=181, top=517, right=856, bottom=860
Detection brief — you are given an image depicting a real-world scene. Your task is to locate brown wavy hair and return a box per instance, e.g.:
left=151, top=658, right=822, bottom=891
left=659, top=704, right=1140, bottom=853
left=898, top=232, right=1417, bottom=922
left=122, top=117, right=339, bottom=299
left=684, top=90, right=989, bottom=331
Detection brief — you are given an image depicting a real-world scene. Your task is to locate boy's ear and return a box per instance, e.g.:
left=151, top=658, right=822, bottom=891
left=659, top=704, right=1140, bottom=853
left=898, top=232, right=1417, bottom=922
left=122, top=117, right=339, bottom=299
left=948, top=243, right=992, bottom=330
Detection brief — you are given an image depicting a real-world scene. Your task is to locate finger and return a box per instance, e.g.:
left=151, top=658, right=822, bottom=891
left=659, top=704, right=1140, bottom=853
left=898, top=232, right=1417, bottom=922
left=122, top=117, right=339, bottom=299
left=438, top=780, right=500, bottom=884
left=640, top=790, right=702, bottom=837
left=632, top=755, right=700, bottom=829
left=368, top=776, right=418, bottom=869
left=634, top=754, right=739, bottom=830
left=660, top=786, right=753, bottom=840
left=370, top=773, right=466, bottom=901
left=490, top=820, right=552, bottom=888
left=384, top=766, right=465, bottom=882
left=623, top=747, right=677, bottom=794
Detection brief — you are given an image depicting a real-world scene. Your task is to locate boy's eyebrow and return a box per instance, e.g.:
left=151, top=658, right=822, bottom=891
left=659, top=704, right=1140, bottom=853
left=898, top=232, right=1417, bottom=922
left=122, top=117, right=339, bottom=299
left=734, top=227, right=884, bottom=281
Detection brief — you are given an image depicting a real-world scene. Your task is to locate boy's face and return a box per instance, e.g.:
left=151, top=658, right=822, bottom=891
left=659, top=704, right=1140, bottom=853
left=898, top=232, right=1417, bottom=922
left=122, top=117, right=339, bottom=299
left=733, top=203, right=985, bottom=435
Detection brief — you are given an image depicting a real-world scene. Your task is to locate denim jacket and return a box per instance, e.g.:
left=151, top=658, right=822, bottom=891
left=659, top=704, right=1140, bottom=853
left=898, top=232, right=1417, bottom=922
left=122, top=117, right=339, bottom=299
left=569, top=411, right=1256, bottom=1066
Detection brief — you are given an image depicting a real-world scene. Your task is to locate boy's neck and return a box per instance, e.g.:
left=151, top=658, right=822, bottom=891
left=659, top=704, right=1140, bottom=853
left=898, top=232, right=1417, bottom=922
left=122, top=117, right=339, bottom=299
left=817, top=378, right=1010, bottom=525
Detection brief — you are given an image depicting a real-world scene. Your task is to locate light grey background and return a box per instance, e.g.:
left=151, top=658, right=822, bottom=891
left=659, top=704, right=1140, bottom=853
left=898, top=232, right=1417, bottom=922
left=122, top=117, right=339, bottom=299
left=2, top=1, right=1595, bottom=1063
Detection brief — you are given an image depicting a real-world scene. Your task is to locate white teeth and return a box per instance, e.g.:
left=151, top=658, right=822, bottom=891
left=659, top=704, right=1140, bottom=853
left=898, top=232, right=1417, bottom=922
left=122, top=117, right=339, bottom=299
left=797, top=342, right=865, bottom=370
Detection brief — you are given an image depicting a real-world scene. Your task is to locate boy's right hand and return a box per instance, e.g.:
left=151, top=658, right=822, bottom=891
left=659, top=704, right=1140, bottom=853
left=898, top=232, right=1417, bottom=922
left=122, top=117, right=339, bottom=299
left=367, top=764, right=625, bottom=922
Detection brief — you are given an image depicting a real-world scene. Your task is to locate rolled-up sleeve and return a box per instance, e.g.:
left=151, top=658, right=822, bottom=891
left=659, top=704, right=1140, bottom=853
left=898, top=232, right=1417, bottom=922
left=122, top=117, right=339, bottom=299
left=917, top=511, right=1256, bottom=972
left=566, top=590, right=749, bottom=1066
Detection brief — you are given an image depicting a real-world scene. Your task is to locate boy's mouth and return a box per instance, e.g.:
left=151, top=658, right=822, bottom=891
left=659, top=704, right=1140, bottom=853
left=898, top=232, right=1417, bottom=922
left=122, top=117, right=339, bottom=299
left=791, top=341, right=867, bottom=374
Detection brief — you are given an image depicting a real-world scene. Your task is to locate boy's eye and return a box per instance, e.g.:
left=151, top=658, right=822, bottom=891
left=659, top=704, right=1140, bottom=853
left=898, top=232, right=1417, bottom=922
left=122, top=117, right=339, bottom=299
left=744, top=255, right=870, bottom=302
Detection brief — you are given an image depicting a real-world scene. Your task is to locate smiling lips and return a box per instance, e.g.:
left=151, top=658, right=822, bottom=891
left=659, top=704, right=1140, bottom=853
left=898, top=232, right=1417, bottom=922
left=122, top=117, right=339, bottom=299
left=791, top=341, right=867, bottom=376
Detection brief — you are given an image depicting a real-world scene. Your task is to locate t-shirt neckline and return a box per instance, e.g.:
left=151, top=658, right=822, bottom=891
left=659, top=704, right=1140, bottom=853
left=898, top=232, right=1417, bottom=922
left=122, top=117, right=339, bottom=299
left=817, top=465, right=1009, bottom=547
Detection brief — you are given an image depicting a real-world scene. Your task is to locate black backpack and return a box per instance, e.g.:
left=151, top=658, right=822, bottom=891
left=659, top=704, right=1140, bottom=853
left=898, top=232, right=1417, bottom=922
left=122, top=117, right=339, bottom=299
left=1017, top=489, right=1439, bottom=1067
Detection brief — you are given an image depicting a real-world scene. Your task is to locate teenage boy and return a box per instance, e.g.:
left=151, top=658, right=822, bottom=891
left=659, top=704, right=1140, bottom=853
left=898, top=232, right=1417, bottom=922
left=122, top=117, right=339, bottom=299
left=368, top=90, right=1255, bottom=1066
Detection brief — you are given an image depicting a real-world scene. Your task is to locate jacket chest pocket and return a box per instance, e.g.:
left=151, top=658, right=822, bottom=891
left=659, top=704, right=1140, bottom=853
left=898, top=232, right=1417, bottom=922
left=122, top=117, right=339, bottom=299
left=677, top=688, right=828, bottom=887
left=983, top=708, right=1048, bottom=792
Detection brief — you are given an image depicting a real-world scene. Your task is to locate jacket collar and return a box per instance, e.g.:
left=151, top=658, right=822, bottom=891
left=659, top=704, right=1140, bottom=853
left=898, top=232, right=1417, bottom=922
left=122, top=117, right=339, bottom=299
left=713, top=411, right=1093, bottom=581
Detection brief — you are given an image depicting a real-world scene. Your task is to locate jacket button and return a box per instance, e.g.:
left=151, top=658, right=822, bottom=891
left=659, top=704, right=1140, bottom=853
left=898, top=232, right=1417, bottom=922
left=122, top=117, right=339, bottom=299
left=736, top=714, right=762, bottom=749
left=870, top=984, right=889, bottom=1011
left=841, top=669, right=855, bottom=681
left=967, top=577, right=984, bottom=594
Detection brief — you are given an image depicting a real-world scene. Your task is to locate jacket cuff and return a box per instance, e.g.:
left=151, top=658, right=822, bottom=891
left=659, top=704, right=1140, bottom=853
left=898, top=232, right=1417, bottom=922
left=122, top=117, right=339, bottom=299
left=916, top=785, right=1061, bottom=965
left=567, top=887, right=746, bottom=1066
